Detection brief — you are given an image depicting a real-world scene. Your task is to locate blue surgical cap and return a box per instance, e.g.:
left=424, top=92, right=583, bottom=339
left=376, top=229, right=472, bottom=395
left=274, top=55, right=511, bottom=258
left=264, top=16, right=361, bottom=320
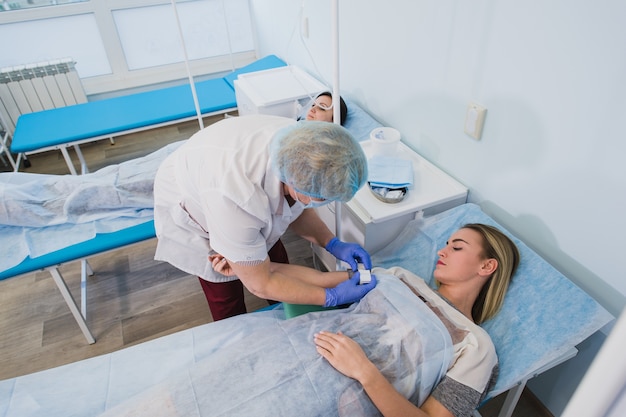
left=270, top=121, right=367, bottom=202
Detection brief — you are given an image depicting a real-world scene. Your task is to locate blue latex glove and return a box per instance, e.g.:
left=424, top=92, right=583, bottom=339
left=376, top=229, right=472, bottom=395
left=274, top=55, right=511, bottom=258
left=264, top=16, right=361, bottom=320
left=325, top=237, right=372, bottom=270
left=324, top=272, right=378, bottom=307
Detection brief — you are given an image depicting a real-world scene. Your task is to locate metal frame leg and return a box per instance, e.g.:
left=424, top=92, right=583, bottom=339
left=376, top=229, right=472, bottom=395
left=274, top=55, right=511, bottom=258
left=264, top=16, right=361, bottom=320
left=1, top=131, right=16, bottom=170
left=48, top=266, right=96, bottom=344
left=80, top=260, right=94, bottom=318
left=497, top=383, right=527, bottom=417
left=72, top=144, right=89, bottom=174
left=475, top=347, right=578, bottom=417
left=472, top=384, right=525, bottom=417
left=59, top=146, right=78, bottom=175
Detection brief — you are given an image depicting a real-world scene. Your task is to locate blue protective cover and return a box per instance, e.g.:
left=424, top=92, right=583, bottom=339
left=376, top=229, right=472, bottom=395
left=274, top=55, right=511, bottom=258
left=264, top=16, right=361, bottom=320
left=0, top=220, right=155, bottom=280
left=343, top=98, right=383, bottom=142
left=0, top=140, right=185, bottom=278
left=0, top=274, right=453, bottom=417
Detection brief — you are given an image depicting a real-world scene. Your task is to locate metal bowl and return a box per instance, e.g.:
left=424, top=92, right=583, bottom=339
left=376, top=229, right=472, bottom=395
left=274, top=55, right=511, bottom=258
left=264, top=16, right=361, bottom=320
left=368, top=183, right=407, bottom=204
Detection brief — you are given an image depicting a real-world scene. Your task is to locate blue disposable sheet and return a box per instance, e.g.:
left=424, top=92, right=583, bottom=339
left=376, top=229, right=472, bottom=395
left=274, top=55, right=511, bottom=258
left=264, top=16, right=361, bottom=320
left=0, top=140, right=184, bottom=276
left=0, top=274, right=453, bottom=417
left=368, top=155, right=414, bottom=188
left=0, top=220, right=155, bottom=281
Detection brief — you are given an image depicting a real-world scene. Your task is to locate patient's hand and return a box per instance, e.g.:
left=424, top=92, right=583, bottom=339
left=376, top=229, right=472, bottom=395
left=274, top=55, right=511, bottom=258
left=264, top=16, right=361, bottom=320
left=314, top=331, right=373, bottom=381
left=209, top=254, right=235, bottom=276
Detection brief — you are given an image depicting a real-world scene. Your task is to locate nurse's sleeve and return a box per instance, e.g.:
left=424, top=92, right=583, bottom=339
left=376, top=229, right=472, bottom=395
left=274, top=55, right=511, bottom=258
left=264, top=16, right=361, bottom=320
left=204, top=195, right=269, bottom=265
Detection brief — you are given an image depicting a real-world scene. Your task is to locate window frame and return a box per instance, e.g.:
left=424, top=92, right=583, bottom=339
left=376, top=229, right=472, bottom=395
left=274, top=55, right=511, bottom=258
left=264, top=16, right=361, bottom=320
left=0, top=0, right=257, bottom=96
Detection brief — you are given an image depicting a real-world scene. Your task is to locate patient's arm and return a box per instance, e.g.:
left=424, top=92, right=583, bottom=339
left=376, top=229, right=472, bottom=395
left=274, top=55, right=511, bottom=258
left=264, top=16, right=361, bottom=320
left=314, top=331, right=453, bottom=417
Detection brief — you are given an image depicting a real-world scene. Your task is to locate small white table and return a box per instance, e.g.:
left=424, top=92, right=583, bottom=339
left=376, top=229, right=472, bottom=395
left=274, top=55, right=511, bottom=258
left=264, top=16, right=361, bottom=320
left=234, top=66, right=326, bottom=118
left=315, top=139, right=468, bottom=271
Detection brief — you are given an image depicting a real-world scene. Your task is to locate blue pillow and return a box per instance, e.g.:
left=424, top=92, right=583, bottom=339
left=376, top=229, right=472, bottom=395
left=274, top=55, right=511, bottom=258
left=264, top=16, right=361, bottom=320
left=343, top=99, right=383, bottom=142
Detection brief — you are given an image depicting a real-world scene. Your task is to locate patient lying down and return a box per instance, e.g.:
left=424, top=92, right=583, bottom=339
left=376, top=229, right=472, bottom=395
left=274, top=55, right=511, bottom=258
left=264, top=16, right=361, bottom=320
left=99, top=224, right=519, bottom=417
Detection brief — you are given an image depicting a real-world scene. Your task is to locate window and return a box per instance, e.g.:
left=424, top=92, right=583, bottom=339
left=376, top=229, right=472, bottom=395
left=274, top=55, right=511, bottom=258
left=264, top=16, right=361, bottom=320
left=0, top=0, right=256, bottom=96
left=1, top=0, right=88, bottom=12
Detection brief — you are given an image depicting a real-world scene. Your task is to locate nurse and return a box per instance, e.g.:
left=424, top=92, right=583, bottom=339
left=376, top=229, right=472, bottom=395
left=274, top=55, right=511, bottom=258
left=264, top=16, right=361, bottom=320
left=153, top=114, right=376, bottom=321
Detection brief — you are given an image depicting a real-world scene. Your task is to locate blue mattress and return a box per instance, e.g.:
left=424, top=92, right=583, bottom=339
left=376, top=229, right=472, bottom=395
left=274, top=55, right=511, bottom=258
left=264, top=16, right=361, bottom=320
left=11, top=55, right=287, bottom=154
left=0, top=220, right=155, bottom=280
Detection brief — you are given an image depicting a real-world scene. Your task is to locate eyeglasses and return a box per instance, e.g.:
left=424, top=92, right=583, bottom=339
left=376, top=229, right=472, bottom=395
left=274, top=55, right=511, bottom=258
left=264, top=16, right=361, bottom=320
left=311, top=100, right=333, bottom=111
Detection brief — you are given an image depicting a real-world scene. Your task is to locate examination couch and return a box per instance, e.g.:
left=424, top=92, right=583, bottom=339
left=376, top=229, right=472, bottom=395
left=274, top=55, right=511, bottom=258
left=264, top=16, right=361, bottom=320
left=0, top=203, right=613, bottom=417
left=9, top=55, right=287, bottom=175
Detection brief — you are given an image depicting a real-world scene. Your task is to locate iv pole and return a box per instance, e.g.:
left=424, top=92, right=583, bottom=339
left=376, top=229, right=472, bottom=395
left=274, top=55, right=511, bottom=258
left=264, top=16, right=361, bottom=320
left=331, top=0, right=343, bottom=271
left=171, top=0, right=204, bottom=131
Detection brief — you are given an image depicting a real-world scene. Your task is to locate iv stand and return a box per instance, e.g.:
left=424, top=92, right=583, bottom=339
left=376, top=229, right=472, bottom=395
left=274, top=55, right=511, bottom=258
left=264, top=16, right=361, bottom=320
left=171, top=0, right=204, bottom=131
left=331, top=0, right=344, bottom=271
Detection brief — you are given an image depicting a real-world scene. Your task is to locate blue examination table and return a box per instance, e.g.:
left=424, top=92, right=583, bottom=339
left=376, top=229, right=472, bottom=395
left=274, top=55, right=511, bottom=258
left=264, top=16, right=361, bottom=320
left=0, top=220, right=155, bottom=344
left=0, top=203, right=613, bottom=417
left=9, top=55, right=287, bottom=175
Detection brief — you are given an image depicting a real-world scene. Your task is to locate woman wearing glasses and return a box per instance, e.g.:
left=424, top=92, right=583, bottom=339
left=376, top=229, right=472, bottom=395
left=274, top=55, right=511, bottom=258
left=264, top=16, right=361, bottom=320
left=304, top=91, right=349, bottom=125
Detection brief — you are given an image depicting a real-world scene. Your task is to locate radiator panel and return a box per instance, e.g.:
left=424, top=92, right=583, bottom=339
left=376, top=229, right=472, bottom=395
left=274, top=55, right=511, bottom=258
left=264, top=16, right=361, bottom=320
left=0, top=59, right=86, bottom=136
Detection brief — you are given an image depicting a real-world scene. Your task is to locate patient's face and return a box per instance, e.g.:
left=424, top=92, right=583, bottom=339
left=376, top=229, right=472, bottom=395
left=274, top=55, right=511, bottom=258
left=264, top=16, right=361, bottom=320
left=306, top=95, right=334, bottom=122
left=434, top=228, right=487, bottom=285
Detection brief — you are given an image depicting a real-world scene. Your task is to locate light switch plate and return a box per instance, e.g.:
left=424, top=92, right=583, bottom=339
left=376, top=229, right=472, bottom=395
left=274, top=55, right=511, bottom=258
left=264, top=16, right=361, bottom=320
left=464, top=102, right=487, bottom=140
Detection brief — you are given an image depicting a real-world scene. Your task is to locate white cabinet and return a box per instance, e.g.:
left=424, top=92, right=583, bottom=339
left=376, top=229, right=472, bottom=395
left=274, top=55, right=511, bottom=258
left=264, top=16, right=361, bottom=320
left=314, top=140, right=468, bottom=271
left=234, top=66, right=327, bottom=118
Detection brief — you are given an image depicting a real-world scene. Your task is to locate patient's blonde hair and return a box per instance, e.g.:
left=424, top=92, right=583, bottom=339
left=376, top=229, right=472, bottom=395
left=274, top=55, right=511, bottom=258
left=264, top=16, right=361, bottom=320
left=464, top=223, right=520, bottom=324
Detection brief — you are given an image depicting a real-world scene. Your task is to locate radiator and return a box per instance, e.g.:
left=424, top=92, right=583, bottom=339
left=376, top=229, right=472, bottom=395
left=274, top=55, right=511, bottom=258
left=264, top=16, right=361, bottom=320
left=0, top=58, right=87, bottom=135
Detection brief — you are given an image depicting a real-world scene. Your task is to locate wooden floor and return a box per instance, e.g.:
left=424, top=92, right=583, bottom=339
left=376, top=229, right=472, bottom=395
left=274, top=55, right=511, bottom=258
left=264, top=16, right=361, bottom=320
left=0, top=115, right=551, bottom=417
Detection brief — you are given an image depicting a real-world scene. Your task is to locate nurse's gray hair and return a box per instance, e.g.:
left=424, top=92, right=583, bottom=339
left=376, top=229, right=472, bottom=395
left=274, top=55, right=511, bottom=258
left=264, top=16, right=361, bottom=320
left=271, top=121, right=367, bottom=202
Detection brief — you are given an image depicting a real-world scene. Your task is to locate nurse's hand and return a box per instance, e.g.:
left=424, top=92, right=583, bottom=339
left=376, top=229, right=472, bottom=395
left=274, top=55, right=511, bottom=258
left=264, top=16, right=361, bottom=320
left=323, top=272, right=377, bottom=307
left=209, top=254, right=235, bottom=276
left=325, top=237, right=372, bottom=270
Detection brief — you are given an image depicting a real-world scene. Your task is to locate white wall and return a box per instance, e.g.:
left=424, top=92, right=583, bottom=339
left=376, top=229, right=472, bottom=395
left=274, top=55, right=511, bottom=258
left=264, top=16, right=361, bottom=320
left=249, top=0, right=626, bottom=415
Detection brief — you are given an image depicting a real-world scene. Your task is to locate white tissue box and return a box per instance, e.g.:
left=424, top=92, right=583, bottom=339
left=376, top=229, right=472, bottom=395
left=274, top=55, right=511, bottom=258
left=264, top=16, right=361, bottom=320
left=234, top=66, right=327, bottom=118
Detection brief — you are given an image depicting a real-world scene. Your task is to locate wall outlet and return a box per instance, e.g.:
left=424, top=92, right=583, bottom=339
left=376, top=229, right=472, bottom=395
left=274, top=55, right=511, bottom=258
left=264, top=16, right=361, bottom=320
left=464, top=102, right=487, bottom=140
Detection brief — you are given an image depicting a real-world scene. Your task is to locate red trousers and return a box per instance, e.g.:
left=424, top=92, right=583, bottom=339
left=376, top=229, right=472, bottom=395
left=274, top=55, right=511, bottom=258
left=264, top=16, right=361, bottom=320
left=198, top=239, right=289, bottom=321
